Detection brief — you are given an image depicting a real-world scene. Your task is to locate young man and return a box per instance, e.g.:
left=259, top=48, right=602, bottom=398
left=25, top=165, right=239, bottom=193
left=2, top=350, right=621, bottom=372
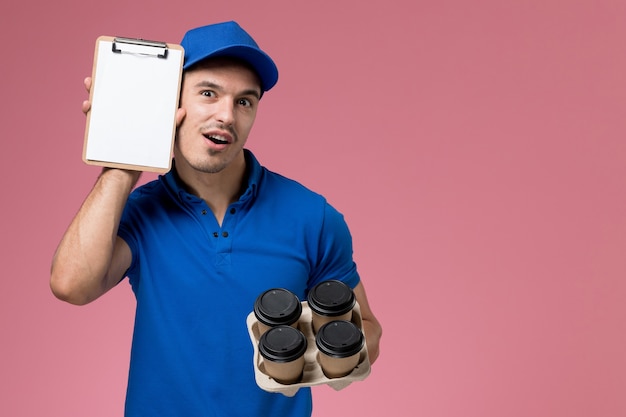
left=51, top=21, right=382, bottom=416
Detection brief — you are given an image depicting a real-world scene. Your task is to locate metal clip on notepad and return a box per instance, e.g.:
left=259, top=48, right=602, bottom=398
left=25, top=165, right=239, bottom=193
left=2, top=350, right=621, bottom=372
left=112, top=37, right=169, bottom=59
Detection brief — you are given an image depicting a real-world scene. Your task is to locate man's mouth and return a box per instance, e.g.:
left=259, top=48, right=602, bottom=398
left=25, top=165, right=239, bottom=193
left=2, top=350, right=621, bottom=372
left=205, top=134, right=230, bottom=145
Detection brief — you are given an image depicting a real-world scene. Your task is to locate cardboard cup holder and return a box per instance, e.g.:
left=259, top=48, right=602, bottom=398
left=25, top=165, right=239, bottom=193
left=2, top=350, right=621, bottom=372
left=247, top=301, right=371, bottom=397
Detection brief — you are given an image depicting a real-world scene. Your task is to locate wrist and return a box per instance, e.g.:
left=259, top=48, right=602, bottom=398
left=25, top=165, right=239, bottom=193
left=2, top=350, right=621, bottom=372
left=99, top=167, right=142, bottom=191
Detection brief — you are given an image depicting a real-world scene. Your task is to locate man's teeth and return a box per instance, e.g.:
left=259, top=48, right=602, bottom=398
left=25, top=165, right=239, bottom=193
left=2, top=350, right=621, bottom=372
left=209, top=135, right=228, bottom=144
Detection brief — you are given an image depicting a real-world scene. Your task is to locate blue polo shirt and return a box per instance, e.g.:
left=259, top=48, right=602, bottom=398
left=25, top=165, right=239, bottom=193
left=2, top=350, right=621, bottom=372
left=117, top=150, right=360, bottom=417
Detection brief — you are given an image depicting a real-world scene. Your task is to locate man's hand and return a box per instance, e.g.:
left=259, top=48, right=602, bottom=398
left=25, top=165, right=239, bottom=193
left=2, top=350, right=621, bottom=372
left=82, top=77, right=92, bottom=115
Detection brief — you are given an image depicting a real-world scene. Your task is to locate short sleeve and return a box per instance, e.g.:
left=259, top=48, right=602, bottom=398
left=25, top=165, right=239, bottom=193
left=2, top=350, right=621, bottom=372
left=308, top=202, right=361, bottom=290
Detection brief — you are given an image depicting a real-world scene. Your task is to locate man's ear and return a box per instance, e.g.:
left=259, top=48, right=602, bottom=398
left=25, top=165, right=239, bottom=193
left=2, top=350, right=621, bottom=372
left=175, top=108, right=187, bottom=127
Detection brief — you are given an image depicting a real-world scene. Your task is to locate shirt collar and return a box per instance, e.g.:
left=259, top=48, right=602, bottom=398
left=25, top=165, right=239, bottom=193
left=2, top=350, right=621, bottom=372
left=161, top=149, right=262, bottom=204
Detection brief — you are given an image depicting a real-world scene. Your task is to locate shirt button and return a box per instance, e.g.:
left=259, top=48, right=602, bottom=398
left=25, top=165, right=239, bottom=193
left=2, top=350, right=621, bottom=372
left=201, top=209, right=208, bottom=215
left=213, top=232, right=219, bottom=238
left=230, top=208, right=236, bottom=215
left=222, top=231, right=229, bottom=238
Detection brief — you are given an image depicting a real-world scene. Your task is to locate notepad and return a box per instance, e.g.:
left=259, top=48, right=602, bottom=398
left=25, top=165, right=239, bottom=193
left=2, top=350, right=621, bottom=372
left=83, top=36, right=184, bottom=172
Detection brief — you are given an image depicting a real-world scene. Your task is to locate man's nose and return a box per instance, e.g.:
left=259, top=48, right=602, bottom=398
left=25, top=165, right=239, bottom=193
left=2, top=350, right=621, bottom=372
left=215, top=98, right=235, bottom=125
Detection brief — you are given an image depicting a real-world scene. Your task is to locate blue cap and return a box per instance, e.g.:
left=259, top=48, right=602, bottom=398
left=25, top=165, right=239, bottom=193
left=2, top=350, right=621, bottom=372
left=180, top=21, right=279, bottom=92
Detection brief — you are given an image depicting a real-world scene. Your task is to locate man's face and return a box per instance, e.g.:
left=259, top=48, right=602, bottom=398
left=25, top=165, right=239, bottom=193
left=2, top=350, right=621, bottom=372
left=175, top=58, right=262, bottom=174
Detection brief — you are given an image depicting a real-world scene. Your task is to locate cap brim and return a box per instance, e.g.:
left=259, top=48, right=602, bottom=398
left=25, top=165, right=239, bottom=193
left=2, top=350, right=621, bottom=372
left=183, top=45, right=278, bottom=92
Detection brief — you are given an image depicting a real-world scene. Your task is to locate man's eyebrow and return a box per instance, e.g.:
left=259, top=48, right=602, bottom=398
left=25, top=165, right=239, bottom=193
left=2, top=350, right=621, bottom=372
left=193, top=80, right=261, bottom=100
left=241, top=89, right=262, bottom=100
left=194, top=80, right=221, bottom=90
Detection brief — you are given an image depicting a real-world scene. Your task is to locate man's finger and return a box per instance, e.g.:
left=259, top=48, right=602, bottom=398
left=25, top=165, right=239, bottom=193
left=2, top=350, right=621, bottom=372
left=82, top=100, right=91, bottom=115
left=84, top=77, right=92, bottom=92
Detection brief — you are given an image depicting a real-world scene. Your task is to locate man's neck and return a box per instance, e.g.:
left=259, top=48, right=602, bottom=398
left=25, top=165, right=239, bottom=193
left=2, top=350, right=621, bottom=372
left=175, top=154, right=247, bottom=226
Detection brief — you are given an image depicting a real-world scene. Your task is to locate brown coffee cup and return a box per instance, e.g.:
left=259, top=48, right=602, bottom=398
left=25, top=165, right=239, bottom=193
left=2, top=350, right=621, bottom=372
left=315, top=320, right=364, bottom=378
left=307, top=280, right=356, bottom=333
left=258, top=325, right=308, bottom=384
left=254, top=288, right=302, bottom=336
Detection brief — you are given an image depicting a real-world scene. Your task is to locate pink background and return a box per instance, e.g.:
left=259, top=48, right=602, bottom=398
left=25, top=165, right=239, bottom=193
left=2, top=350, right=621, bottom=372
left=2, top=0, right=625, bottom=416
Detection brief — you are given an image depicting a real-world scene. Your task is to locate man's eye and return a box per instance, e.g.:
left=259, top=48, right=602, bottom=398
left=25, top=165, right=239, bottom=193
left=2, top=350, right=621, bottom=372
left=201, top=90, right=216, bottom=98
left=239, top=98, right=252, bottom=107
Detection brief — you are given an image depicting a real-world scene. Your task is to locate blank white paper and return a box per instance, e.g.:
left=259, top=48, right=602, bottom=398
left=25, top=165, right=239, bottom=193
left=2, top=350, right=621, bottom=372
left=84, top=38, right=183, bottom=171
